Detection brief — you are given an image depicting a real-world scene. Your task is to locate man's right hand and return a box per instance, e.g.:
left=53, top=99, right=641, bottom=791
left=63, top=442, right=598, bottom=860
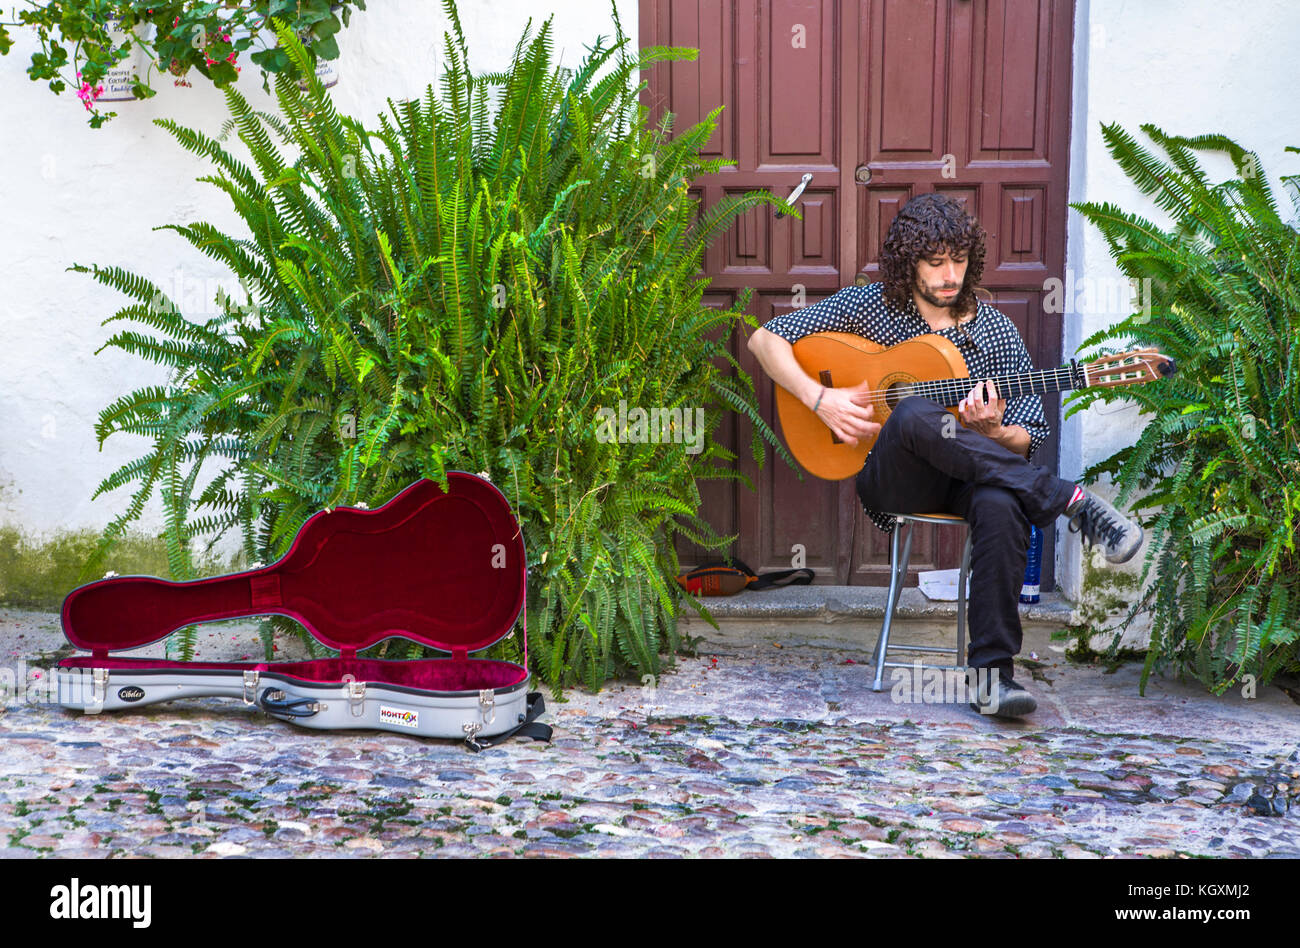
left=811, top=378, right=881, bottom=446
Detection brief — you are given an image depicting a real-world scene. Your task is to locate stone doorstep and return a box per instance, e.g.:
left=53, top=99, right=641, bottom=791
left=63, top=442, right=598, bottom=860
left=6, top=583, right=1083, bottom=665
left=679, top=585, right=1079, bottom=655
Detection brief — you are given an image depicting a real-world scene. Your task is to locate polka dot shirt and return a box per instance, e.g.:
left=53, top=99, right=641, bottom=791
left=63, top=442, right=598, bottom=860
left=761, top=281, right=1052, bottom=533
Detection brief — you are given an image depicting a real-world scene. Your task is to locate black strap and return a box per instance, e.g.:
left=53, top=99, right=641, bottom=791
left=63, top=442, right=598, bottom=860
left=684, top=557, right=812, bottom=590
left=465, top=692, right=552, bottom=752
left=748, top=568, right=815, bottom=590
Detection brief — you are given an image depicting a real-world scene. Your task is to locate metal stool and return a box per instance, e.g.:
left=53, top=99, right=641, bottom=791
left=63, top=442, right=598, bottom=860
left=870, top=512, right=973, bottom=692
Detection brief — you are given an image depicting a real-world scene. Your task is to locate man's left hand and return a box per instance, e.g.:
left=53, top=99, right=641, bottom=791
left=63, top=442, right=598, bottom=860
left=958, top=379, right=1006, bottom=437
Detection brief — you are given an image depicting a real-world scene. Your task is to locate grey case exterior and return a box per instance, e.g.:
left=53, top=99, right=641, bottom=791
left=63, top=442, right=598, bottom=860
left=55, top=664, right=532, bottom=744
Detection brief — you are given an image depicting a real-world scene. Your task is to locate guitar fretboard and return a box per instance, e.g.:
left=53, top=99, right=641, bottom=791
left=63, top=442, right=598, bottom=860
left=905, top=364, right=1085, bottom=406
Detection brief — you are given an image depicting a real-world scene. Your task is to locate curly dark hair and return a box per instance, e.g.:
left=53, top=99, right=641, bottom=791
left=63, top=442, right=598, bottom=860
left=879, top=193, right=987, bottom=316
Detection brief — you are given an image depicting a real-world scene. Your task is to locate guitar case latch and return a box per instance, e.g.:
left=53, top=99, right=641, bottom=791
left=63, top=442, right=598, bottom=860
left=90, top=667, right=109, bottom=711
left=346, top=678, right=367, bottom=717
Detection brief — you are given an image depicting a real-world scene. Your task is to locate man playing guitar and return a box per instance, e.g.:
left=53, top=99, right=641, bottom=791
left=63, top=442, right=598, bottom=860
left=747, top=193, right=1144, bottom=718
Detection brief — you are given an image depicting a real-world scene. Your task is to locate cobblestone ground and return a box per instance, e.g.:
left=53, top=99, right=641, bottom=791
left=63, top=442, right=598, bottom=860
left=1, top=636, right=1297, bottom=858
left=3, top=708, right=1299, bottom=859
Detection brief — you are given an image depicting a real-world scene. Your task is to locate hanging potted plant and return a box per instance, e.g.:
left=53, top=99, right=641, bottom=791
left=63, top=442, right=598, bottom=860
left=298, top=3, right=345, bottom=90
left=95, top=15, right=154, bottom=102
left=0, top=1, right=365, bottom=126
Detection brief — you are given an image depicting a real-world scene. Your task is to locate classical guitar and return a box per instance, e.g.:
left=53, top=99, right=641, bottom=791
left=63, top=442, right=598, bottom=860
left=775, top=332, right=1177, bottom=480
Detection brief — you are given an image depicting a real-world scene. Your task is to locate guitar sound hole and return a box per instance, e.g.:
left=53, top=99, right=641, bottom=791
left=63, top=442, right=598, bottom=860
left=884, top=383, right=913, bottom=410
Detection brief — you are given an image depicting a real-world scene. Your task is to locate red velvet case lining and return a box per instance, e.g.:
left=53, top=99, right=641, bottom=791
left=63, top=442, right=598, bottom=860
left=57, top=474, right=528, bottom=682
left=58, top=655, right=527, bottom=691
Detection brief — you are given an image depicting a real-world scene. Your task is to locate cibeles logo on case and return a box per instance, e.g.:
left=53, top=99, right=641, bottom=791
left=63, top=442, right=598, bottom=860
left=378, top=706, right=419, bottom=729
left=117, top=686, right=145, bottom=702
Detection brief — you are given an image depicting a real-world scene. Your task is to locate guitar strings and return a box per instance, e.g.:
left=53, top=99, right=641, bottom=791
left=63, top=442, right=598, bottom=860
left=838, top=366, right=1078, bottom=408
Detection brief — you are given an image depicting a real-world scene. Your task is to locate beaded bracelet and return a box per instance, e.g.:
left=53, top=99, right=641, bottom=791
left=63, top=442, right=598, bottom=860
left=812, top=386, right=825, bottom=413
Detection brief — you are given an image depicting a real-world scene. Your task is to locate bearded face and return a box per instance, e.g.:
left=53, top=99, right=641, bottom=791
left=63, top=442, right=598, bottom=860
left=912, top=247, right=970, bottom=310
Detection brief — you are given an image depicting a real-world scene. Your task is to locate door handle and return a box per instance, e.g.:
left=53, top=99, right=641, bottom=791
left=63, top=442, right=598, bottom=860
left=775, top=173, right=812, bottom=219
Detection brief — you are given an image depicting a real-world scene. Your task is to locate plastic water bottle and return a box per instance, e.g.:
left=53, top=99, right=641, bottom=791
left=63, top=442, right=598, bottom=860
left=1020, top=524, right=1042, bottom=603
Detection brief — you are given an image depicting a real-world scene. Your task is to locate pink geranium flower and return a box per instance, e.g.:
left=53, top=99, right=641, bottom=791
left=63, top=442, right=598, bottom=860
left=75, top=71, right=105, bottom=111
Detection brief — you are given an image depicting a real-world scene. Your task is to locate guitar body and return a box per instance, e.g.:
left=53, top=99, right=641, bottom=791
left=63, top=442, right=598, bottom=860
left=775, top=332, right=968, bottom=481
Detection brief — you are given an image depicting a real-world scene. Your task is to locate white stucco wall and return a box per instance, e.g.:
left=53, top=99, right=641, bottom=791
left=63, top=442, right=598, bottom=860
left=2, top=0, right=1296, bottom=609
left=0, top=0, right=636, bottom=552
left=1059, top=0, right=1300, bottom=625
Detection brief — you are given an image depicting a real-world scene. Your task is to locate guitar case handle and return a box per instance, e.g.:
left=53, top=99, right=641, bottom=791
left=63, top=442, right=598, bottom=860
left=258, top=688, right=321, bottom=718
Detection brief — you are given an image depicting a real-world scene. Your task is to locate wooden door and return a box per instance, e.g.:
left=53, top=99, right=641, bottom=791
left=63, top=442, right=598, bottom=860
left=641, top=0, right=1074, bottom=589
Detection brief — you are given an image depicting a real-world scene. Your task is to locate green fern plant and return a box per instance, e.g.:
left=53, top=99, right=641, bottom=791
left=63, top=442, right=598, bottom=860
left=1069, top=122, right=1300, bottom=694
left=73, top=2, right=792, bottom=687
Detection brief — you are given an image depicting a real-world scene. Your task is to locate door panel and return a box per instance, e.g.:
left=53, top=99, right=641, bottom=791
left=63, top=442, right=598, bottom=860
left=642, top=0, right=1073, bottom=589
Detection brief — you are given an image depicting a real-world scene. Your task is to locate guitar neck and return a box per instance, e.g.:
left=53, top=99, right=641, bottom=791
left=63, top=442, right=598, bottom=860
left=909, top=362, right=1087, bottom=406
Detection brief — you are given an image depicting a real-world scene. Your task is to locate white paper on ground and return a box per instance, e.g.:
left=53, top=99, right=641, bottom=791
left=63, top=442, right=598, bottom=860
left=917, top=568, right=970, bottom=601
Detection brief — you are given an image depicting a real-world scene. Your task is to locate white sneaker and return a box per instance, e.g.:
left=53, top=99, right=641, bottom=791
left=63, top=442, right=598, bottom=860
left=1064, top=486, right=1144, bottom=564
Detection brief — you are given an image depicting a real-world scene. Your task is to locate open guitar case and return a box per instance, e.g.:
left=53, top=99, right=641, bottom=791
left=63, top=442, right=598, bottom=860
left=54, top=472, right=550, bottom=751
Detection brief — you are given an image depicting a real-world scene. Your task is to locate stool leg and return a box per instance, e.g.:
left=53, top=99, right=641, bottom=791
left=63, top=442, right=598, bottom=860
left=869, top=525, right=900, bottom=669
left=872, top=520, right=914, bottom=691
left=956, top=531, right=972, bottom=669
left=869, top=526, right=895, bottom=669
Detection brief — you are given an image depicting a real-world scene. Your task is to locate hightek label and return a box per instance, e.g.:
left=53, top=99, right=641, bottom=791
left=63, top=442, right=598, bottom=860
left=379, top=706, right=419, bottom=729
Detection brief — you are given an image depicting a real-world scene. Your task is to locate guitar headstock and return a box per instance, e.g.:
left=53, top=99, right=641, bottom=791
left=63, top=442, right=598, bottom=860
left=1081, top=348, right=1177, bottom=388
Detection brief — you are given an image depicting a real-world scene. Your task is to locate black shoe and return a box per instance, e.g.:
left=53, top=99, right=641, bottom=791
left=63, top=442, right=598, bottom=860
left=968, top=674, right=1037, bottom=719
left=1064, top=486, right=1144, bottom=564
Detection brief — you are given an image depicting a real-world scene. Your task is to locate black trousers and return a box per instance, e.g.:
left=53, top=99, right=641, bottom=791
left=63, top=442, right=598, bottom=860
left=856, top=397, right=1077, bottom=681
